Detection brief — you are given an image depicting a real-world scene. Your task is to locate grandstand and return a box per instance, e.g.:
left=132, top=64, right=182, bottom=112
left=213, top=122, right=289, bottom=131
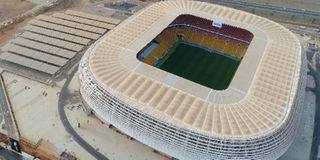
left=137, top=14, right=253, bottom=90
left=79, top=0, right=306, bottom=160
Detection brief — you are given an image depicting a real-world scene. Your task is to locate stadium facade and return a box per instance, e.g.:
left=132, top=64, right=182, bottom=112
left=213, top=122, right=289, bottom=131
left=79, top=0, right=307, bottom=159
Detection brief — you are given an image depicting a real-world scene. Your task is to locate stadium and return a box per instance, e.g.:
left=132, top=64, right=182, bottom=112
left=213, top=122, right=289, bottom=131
left=79, top=0, right=307, bottom=159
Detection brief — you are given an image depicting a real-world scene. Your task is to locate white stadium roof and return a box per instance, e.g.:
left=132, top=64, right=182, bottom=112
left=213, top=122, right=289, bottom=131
left=79, top=0, right=306, bottom=159
left=86, top=0, right=302, bottom=138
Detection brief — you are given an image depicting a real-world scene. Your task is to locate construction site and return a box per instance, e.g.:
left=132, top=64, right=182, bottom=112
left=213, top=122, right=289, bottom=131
left=0, top=0, right=319, bottom=160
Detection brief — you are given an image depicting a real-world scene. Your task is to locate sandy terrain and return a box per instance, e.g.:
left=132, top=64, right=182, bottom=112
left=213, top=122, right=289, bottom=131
left=0, top=71, right=165, bottom=160
left=244, top=0, right=320, bottom=11
left=0, top=21, right=21, bottom=45
left=0, top=0, right=36, bottom=22
left=0, top=17, right=31, bottom=46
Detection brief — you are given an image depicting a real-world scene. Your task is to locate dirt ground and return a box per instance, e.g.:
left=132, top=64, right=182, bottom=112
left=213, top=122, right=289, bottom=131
left=0, top=0, right=36, bottom=22
left=217, top=3, right=320, bottom=26
left=244, top=0, right=320, bottom=11
left=0, top=23, right=19, bottom=45
left=0, top=17, right=30, bottom=45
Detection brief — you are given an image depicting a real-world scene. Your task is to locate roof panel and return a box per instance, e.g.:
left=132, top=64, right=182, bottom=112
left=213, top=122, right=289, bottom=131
left=84, top=0, right=303, bottom=140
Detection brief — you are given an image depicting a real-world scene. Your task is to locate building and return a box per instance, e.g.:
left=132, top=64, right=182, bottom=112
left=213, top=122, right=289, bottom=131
left=79, top=0, right=307, bottom=159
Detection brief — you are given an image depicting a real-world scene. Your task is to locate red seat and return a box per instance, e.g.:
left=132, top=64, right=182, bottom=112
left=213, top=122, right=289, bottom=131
left=170, top=14, right=253, bottom=42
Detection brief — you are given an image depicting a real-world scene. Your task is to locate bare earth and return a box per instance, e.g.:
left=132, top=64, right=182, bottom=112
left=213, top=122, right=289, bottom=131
left=1, top=71, right=165, bottom=160
left=244, top=0, right=320, bottom=11
left=0, top=0, right=35, bottom=22
left=0, top=21, right=20, bottom=45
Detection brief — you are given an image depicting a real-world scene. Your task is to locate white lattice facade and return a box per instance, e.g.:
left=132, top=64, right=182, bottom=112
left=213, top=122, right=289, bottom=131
left=78, top=0, right=307, bottom=159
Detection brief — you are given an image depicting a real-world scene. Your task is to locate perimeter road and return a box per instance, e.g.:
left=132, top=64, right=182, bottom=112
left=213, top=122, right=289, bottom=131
left=308, top=61, right=320, bottom=160
left=0, top=74, right=18, bottom=139
left=211, top=0, right=320, bottom=17
left=0, top=147, right=23, bottom=160
left=58, top=66, right=108, bottom=160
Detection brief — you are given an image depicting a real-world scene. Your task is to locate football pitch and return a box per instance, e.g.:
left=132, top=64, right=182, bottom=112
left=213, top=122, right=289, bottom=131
left=157, top=41, right=240, bottom=90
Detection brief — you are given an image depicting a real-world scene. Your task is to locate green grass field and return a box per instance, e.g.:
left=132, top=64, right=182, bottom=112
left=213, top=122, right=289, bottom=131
left=157, top=41, right=240, bottom=90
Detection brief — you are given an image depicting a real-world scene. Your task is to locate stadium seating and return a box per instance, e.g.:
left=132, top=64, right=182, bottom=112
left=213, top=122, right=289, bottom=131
left=177, top=27, right=187, bottom=37
left=201, top=33, right=215, bottom=47
left=223, top=39, right=238, bottom=55
left=235, top=44, right=248, bottom=57
left=141, top=14, right=254, bottom=64
left=170, top=14, right=254, bottom=42
left=212, top=36, right=226, bottom=51
left=142, top=56, right=156, bottom=65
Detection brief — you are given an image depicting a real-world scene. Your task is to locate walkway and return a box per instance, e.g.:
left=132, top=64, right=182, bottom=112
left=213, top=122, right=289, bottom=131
left=0, top=74, right=19, bottom=139
left=309, top=61, right=320, bottom=160
left=0, top=147, right=23, bottom=160
left=58, top=66, right=108, bottom=160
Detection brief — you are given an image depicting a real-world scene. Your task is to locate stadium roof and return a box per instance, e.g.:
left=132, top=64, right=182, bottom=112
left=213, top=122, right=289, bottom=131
left=86, top=0, right=302, bottom=139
